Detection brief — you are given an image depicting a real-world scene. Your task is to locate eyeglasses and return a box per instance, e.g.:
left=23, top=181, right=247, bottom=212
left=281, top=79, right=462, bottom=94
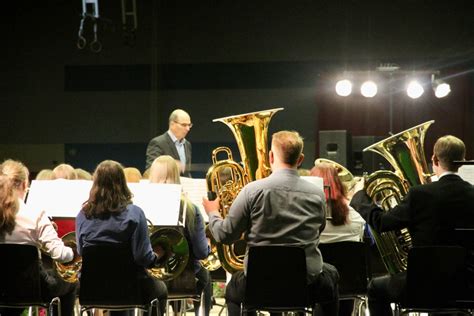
left=174, top=121, right=193, bottom=128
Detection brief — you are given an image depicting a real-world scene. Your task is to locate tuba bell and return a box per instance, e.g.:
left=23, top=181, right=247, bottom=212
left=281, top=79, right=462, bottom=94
left=363, top=120, right=434, bottom=274
left=205, top=108, right=283, bottom=273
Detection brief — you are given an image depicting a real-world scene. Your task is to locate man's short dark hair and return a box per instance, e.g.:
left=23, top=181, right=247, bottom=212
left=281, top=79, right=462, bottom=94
left=434, top=135, right=465, bottom=171
left=271, top=131, right=304, bottom=166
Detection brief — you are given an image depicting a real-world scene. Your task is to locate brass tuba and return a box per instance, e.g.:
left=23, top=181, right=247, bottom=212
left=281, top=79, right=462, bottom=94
left=205, top=108, right=283, bottom=273
left=363, top=120, right=434, bottom=274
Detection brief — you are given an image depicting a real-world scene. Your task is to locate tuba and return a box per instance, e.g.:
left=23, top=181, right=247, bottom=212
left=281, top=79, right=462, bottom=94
left=363, top=120, right=434, bottom=274
left=205, top=108, right=283, bottom=273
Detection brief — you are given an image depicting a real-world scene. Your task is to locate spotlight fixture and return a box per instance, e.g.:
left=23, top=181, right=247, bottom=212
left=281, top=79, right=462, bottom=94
left=433, top=82, right=451, bottom=98
left=360, top=80, right=378, bottom=98
left=431, top=75, right=451, bottom=98
left=335, top=79, right=352, bottom=97
left=406, top=80, right=424, bottom=99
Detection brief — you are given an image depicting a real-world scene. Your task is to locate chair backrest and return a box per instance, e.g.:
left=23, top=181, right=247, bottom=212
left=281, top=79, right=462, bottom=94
left=0, top=244, right=43, bottom=304
left=318, top=241, right=369, bottom=297
left=405, top=246, right=467, bottom=308
left=166, top=259, right=198, bottom=298
left=79, top=243, right=145, bottom=305
left=244, top=245, right=308, bottom=310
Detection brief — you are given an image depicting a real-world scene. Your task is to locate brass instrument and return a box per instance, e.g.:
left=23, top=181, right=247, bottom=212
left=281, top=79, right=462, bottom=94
left=314, top=158, right=360, bottom=194
left=205, top=108, right=283, bottom=273
left=53, top=231, right=82, bottom=283
left=363, top=120, right=434, bottom=274
left=147, top=221, right=190, bottom=281
left=199, top=226, right=221, bottom=271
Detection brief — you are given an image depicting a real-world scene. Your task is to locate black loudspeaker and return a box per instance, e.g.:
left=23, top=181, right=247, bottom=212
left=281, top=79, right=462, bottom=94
left=319, top=130, right=352, bottom=169
left=351, top=136, right=391, bottom=176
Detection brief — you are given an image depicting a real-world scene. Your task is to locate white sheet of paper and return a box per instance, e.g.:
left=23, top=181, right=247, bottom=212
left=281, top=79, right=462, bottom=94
left=458, top=165, right=474, bottom=185
left=26, top=180, right=92, bottom=217
left=180, top=177, right=209, bottom=222
left=301, top=176, right=324, bottom=190
left=128, top=183, right=182, bottom=226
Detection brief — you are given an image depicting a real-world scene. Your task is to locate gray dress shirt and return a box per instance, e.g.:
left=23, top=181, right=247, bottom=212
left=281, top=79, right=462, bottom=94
left=208, top=168, right=327, bottom=282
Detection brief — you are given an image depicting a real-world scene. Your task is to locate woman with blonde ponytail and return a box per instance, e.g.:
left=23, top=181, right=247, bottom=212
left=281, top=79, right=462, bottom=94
left=0, top=159, right=78, bottom=316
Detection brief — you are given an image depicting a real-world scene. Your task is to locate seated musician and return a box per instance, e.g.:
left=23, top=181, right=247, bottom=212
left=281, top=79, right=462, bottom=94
left=310, top=161, right=365, bottom=244
left=310, top=161, right=365, bottom=316
left=350, top=135, right=474, bottom=315
left=0, top=159, right=78, bottom=316
left=51, top=163, right=79, bottom=237
left=149, top=155, right=212, bottom=316
left=203, top=130, right=340, bottom=316
left=123, top=167, right=142, bottom=183
left=75, top=160, right=168, bottom=315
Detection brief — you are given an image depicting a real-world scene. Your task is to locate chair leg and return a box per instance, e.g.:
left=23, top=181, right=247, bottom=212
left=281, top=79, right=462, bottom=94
left=48, top=297, right=61, bottom=316
left=148, top=298, right=159, bottom=316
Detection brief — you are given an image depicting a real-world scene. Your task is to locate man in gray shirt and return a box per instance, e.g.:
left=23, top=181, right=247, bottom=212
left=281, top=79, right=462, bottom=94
left=203, top=130, right=339, bottom=316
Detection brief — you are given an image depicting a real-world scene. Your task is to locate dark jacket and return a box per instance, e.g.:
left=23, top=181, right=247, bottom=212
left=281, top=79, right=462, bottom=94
left=145, top=132, right=192, bottom=176
left=350, top=174, right=474, bottom=247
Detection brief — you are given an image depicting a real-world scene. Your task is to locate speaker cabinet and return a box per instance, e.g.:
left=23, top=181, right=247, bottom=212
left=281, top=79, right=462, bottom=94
left=352, top=136, right=391, bottom=176
left=319, top=130, right=352, bottom=169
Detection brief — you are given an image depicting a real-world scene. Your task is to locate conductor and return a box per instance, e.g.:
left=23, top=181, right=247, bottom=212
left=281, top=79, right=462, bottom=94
left=146, top=109, right=193, bottom=177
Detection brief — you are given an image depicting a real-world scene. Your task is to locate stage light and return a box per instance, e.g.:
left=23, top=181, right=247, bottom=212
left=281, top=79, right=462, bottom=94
left=433, top=81, right=451, bottom=98
left=434, top=82, right=451, bottom=98
left=360, top=81, right=378, bottom=98
left=335, top=79, right=352, bottom=96
left=406, top=80, right=424, bottom=99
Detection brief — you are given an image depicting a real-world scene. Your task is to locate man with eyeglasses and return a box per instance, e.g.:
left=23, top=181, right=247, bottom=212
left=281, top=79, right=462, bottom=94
left=146, top=109, right=193, bottom=177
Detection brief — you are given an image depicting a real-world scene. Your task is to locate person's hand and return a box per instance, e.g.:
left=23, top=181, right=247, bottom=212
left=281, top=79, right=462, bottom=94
left=202, top=197, right=221, bottom=216
left=154, top=244, right=165, bottom=258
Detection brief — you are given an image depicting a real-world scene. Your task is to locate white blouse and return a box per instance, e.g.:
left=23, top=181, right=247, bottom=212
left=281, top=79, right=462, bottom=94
left=1, top=199, right=73, bottom=263
left=320, top=205, right=366, bottom=244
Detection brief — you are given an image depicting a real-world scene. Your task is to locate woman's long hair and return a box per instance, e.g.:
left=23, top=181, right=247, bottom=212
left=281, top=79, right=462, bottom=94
left=149, top=155, right=196, bottom=231
left=82, top=160, right=132, bottom=219
left=0, top=160, right=29, bottom=235
left=310, top=162, right=349, bottom=226
left=0, top=175, right=19, bottom=235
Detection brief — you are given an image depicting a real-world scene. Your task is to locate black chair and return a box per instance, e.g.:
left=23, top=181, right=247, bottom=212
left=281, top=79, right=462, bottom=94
left=397, top=245, right=474, bottom=315
left=241, top=245, right=315, bottom=315
left=319, top=241, right=370, bottom=316
left=165, top=260, right=200, bottom=316
left=79, top=243, right=161, bottom=315
left=0, top=244, right=61, bottom=316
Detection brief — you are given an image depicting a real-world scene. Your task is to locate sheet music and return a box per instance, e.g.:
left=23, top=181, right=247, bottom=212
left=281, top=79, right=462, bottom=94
left=458, top=165, right=474, bottom=185
left=180, top=177, right=209, bottom=221
left=128, top=183, right=182, bottom=226
left=301, top=176, right=324, bottom=190
left=26, top=180, right=92, bottom=217
left=27, top=180, right=182, bottom=225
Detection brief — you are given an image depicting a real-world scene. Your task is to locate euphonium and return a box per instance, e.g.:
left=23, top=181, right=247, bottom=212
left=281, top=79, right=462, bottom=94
left=147, top=215, right=190, bottom=281
left=205, top=108, right=283, bottom=273
left=363, top=120, right=434, bottom=274
left=314, top=158, right=360, bottom=194
left=53, top=231, right=82, bottom=283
